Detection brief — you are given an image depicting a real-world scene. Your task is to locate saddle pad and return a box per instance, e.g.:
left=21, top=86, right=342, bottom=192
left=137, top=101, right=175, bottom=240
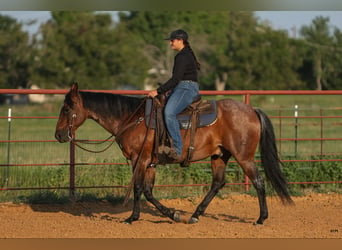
left=145, top=99, right=217, bottom=129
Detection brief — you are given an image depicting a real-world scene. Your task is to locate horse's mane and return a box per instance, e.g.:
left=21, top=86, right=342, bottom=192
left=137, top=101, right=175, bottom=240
left=67, top=91, right=144, bottom=118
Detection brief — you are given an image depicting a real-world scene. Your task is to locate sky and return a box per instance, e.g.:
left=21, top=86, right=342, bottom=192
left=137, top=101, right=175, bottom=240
left=255, top=11, right=342, bottom=36
left=1, top=11, right=342, bottom=37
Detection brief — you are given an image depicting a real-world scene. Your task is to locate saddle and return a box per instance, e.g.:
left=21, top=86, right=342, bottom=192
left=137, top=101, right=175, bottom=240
left=145, top=94, right=217, bottom=167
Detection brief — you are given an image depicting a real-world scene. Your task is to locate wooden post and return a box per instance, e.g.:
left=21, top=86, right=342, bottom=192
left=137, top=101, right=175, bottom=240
left=69, top=137, right=76, bottom=199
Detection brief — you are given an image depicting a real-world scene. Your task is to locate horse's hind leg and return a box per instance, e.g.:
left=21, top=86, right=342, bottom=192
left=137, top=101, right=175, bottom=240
left=238, top=159, right=268, bottom=225
left=188, top=151, right=230, bottom=224
left=143, top=165, right=179, bottom=222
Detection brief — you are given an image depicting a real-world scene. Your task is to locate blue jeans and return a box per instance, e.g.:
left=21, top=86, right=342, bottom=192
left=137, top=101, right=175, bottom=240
left=164, top=81, right=199, bottom=155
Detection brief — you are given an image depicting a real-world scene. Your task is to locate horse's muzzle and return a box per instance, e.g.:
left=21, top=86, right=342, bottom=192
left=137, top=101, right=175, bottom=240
left=55, top=129, right=70, bottom=143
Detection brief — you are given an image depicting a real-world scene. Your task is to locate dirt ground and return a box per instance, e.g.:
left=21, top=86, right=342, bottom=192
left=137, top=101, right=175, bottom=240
left=0, top=193, right=341, bottom=238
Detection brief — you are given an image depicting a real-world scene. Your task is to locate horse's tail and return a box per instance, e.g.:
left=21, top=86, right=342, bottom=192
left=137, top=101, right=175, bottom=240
left=254, top=108, right=294, bottom=205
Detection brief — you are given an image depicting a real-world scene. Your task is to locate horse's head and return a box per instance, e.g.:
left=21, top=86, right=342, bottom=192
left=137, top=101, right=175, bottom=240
left=55, top=83, right=88, bottom=143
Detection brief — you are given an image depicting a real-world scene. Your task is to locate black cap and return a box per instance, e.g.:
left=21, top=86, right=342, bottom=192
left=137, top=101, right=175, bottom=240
left=165, top=29, right=188, bottom=40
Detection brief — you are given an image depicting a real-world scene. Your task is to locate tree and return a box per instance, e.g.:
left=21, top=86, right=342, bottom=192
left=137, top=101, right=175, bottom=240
left=31, top=11, right=150, bottom=89
left=300, top=16, right=334, bottom=90
left=327, top=28, right=342, bottom=89
left=224, top=12, right=306, bottom=90
left=109, top=22, right=151, bottom=89
left=3, top=11, right=339, bottom=92
left=0, top=14, right=31, bottom=89
left=117, top=11, right=235, bottom=90
left=118, top=11, right=198, bottom=88
left=117, top=11, right=306, bottom=91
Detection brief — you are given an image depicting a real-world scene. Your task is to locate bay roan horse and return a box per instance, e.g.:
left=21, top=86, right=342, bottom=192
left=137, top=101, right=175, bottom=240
left=55, top=83, right=294, bottom=225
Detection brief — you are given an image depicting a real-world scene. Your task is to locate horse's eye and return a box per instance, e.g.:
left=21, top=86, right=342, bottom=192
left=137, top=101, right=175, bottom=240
left=63, top=105, right=71, bottom=114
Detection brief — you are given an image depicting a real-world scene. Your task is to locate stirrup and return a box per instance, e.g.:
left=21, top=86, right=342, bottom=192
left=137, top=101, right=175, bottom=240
left=168, top=148, right=181, bottom=161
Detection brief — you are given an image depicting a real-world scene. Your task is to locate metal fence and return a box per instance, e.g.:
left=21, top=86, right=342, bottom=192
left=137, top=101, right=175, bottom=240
left=0, top=88, right=341, bottom=195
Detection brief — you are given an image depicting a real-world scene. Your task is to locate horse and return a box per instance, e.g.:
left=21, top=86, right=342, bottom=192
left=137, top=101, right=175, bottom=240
left=55, top=83, right=294, bottom=225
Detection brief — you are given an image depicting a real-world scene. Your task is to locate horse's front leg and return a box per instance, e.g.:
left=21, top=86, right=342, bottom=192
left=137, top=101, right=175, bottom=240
left=143, top=165, right=181, bottom=222
left=123, top=158, right=147, bottom=224
left=123, top=180, right=144, bottom=224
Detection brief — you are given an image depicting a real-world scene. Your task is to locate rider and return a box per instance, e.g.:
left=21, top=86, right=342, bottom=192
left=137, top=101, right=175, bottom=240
left=148, top=29, right=200, bottom=160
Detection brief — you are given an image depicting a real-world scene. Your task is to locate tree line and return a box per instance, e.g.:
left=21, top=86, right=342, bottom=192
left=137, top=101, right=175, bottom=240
left=0, top=11, right=341, bottom=91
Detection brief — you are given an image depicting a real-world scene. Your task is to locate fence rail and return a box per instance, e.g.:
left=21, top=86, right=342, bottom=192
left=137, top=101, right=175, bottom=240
left=1, top=89, right=342, bottom=195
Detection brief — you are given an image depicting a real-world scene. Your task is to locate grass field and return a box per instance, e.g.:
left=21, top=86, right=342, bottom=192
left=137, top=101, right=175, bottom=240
left=0, top=93, right=341, bottom=202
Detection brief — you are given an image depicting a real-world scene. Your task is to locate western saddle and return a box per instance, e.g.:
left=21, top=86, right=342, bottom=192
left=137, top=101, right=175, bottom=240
left=145, top=94, right=217, bottom=167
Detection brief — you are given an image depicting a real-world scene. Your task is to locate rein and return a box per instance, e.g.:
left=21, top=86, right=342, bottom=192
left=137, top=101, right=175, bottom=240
left=122, top=97, right=155, bottom=206
left=115, top=97, right=147, bottom=147
left=74, top=135, right=115, bottom=153
left=68, top=114, right=116, bottom=153
left=67, top=97, right=148, bottom=154
left=67, top=96, right=153, bottom=205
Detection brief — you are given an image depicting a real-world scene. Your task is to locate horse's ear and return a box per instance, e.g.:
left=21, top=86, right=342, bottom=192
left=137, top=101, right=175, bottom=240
left=70, top=82, right=80, bottom=103
left=71, top=82, right=79, bottom=93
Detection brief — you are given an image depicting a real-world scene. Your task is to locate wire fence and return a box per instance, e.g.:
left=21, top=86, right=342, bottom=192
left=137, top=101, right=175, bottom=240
left=0, top=89, right=341, bottom=196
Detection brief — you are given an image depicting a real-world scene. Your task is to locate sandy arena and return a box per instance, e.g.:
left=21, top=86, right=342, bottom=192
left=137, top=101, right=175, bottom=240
left=0, top=193, right=340, bottom=238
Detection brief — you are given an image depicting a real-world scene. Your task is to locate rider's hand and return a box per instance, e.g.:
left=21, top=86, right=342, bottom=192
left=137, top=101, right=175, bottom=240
left=147, top=90, right=158, bottom=98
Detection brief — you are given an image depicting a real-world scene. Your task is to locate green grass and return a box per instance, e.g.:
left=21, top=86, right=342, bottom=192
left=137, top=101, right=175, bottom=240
left=0, top=94, right=341, bottom=203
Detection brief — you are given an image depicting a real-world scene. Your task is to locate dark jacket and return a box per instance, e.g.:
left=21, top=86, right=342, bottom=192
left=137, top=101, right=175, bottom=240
left=157, top=46, right=198, bottom=94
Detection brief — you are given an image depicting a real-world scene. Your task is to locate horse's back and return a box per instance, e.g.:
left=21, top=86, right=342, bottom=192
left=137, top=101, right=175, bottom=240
left=214, top=98, right=261, bottom=150
left=216, top=98, right=260, bottom=125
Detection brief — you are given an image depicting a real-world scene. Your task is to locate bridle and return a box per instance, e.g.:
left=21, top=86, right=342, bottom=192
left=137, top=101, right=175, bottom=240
left=64, top=96, right=155, bottom=205
left=67, top=112, right=115, bottom=153
left=66, top=97, right=148, bottom=154
left=68, top=113, right=77, bottom=141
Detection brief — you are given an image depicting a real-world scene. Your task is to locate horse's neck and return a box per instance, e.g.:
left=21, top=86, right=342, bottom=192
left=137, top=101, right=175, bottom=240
left=86, top=109, right=120, bottom=136
left=84, top=95, right=138, bottom=136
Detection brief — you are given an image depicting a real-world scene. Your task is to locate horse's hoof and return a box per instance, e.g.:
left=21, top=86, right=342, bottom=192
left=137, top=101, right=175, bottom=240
left=122, top=217, right=138, bottom=224
left=122, top=220, right=132, bottom=225
left=173, top=212, right=181, bottom=222
left=253, top=221, right=264, bottom=226
left=188, top=217, right=199, bottom=224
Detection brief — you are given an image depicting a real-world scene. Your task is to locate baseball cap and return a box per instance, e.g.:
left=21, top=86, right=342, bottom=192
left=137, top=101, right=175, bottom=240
left=165, top=29, right=188, bottom=40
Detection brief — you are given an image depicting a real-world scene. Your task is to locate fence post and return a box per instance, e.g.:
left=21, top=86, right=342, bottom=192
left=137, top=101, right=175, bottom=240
left=6, top=108, right=12, bottom=186
left=69, top=137, right=76, bottom=198
left=320, top=108, right=323, bottom=158
left=294, top=105, right=298, bottom=157
left=279, top=109, right=282, bottom=157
